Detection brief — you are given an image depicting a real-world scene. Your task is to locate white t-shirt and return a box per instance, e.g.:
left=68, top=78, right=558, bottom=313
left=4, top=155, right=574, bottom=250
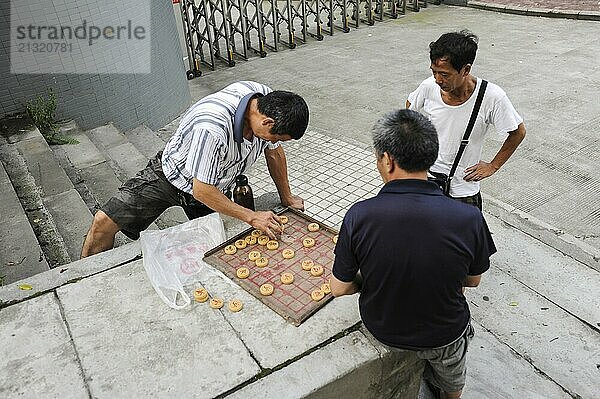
left=408, top=76, right=523, bottom=197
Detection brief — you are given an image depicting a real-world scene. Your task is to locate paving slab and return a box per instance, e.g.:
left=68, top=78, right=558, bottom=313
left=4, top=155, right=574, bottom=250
left=463, top=321, right=571, bottom=399
left=483, top=213, right=600, bottom=326
left=467, top=265, right=600, bottom=398
left=56, top=259, right=260, bottom=398
left=124, top=125, right=167, bottom=158
left=199, top=269, right=361, bottom=369
left=16, top=134, right=73, bottom=197
left=43, top=189, right=94, bottom=262
left=0, top=241, right=140, bottom=308
left=0, top=162, right=49, bottom=285
left=226, top=331, right=397, bottom=399
left=0, top=293, right=88, bottom=398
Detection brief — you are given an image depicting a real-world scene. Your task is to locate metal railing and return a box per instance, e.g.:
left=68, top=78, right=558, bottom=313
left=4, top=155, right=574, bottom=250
left=178, top=0, right=436, bottom=78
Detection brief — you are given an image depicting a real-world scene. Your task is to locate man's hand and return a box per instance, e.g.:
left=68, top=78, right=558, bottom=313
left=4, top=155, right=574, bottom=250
left=464, top=161, right=498, bottom=182
left=249, top=210, right=283, bottom=239
left=282, top=194, right=304, bottom=211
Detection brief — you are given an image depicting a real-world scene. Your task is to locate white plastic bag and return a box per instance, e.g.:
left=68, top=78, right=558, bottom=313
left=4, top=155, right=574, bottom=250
left=140, top=213, right=226, bottom=309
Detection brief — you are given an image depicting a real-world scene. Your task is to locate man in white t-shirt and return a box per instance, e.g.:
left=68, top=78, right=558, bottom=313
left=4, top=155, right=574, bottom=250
left=407, top=30, right=526, bottom=209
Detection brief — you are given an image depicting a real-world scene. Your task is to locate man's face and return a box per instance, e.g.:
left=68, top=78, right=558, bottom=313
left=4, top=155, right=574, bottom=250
left=430, top=58, right=469, bottom=93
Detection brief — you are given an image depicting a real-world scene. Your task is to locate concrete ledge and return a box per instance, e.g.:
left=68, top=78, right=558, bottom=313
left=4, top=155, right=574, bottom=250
left=0, top=241, right=141, bottom=308
left=225, top=331, right=382, bottom=398
left=467, top=1, right=600, bottom=21
left=482, top=193, right=600, bottom=273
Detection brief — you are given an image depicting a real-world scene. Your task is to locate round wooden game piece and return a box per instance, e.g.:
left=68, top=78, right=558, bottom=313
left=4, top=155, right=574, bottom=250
left=245, top=235, right=257, bottom=245
left=228, top=299, right=243, bottom=312
left=301, top=259, right=314, bottom=271
left=236, top=267, right=250, bottom=279
left=282, top=248, right=295, bottom=259
left=209, top=298, right=224, bottom=309
left=302, top=237, right=315, bottom=248
left=321, top=283, right=331, bottom=294
left=280, top=272, right=294, bottom=285
left=307, top=223, right=320, bottom=232
left=251, top=229, right=262, bottom=237
left=258, top=235, right=269, bottom=245
left=310, top=265, right=324, bottom=277
left=332, top=234, right=338, bottom=244
left=193, top=288, right=209, bottom=303
left=260, top=283, right=274, bottom=296
left=224, top=245, right=237, bottom=255
left=235, top=239, right=247, bottom=249
left=279, top=215, right=289, bottom=224
left=311, top=289, right=325, bottom=302
left=248, top=250, right=261, bottom=261
left=255, top=256, right=269, bottom=268
left=266, top=240, right=279, bottom=250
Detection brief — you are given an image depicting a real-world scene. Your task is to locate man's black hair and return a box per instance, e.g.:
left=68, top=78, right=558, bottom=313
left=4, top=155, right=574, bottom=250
left=257, top=91, right=309, bottom=140
left=429, top=30, right=478, bottom=72
left=372, top=109, right=438, bottom=172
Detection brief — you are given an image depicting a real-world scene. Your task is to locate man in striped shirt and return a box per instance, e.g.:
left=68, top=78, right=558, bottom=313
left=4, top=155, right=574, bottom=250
left=81, top=81, right=309, bottom=257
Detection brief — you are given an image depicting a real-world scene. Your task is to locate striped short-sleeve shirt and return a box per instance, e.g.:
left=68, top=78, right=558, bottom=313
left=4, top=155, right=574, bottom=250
left=162, top=81, right=280, bottom=194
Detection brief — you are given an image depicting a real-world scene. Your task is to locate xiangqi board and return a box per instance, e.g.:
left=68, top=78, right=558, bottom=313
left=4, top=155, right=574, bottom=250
left=203, top=207, right=338, bottom=326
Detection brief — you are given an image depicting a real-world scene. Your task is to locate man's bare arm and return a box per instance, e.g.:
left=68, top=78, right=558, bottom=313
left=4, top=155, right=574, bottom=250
left=464, top=274, right=482, bottom=287
left=331, top=273, right=362, bottom=297
left=464, top=123, right=526, bottom=181
left=192, top=179, right=282, bottom=238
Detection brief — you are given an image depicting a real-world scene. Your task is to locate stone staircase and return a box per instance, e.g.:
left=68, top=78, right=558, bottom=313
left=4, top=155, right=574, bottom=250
left=0, top=116, right=186, bottom=286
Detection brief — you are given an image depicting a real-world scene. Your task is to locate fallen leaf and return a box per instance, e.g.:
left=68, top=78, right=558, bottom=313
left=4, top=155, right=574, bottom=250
left=509, top=301, right=519, bottom=307
left=18, top=284, right=33, bottom=290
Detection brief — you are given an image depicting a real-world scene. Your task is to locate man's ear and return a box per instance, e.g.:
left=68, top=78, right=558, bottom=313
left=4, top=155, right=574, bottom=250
left=461, top=64, right=471, bottom=76
left=383, top=152, right=395, bottom=174
left=261, top=117, right=275, bottom=127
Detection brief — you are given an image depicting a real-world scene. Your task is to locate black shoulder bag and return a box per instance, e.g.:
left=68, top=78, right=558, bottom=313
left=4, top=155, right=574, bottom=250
left=428, top=80, right=488, bottom=196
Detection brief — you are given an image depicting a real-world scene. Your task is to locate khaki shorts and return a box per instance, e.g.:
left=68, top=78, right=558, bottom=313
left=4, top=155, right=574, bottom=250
left=101, top=152, right=214, bottom=240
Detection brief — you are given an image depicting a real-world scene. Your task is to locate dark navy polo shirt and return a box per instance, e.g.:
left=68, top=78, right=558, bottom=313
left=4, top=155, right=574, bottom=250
left=333, top=179, right=496, bottom=349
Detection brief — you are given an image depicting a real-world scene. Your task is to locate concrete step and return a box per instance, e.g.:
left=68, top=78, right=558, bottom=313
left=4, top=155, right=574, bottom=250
left=465, top=212, right=600, bottom=399
left=155, top=115, right=180, bottom=143
left=124, top=125, right=166, bottom=159
left=54, top=125, right=134, bottom=250
left=7, top=126, right=93, bottom=262
left=0, top=128, right=71, bottom=270
left=0, top=160, right=49, bottom=285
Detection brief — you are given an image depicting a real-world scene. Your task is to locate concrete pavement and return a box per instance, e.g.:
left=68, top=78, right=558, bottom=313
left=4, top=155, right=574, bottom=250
left=1, top=4, right=599, bottom=399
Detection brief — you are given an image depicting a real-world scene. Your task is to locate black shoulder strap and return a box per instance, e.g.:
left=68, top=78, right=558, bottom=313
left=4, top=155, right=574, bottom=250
left=447, top=80, right=488, bottom=183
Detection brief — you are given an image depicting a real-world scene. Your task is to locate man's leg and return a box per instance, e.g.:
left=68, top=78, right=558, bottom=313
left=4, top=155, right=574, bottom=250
left=81, top=210, right=120, bottom=258
left=80, top=152, right=179, bottom=258
left=418, top=324, right=474, bottom=399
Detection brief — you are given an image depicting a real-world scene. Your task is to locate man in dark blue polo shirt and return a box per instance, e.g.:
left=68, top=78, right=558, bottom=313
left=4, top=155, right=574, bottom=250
left=331, top=109, right=496, bottom=399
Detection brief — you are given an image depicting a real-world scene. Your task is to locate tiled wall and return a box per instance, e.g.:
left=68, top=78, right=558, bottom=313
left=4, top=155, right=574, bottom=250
left=0, top=0, right=191, bottom=131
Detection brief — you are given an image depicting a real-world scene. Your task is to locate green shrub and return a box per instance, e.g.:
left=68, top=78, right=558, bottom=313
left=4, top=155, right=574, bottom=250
left=26, top=89, right=78, bottom=145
